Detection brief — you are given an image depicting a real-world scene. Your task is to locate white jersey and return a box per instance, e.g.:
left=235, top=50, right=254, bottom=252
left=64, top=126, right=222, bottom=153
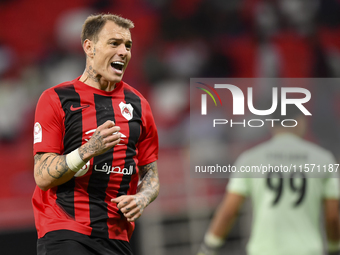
left=228, top=133, right=339, bottom=255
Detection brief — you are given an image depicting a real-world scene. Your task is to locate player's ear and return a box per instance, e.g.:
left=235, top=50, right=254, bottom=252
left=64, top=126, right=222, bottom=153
left=83, top=39, right=95, bottom=58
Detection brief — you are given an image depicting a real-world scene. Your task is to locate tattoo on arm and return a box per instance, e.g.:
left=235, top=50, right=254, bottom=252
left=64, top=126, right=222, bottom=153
left=136, top=162, right=160, bottom=208
left=35, top=153, right=69, bottom=180
left=48, top=156, right=68, bottom=179
left=34, top=154, right=44, bottom=178
left=78, top=131, right=103, bottom=160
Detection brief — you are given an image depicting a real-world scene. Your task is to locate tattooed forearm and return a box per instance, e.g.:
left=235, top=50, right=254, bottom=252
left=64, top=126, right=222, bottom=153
left=79, top=132, right=103, bottom=160
left=34, top=152, right=76, bottom=190
left=137, top=162, right=160, bottom=206
left=110, top=161, right=159, bottom=222
left=35, top=153, right=69, bottom=180
left=47, top=156, right=68, bottom=179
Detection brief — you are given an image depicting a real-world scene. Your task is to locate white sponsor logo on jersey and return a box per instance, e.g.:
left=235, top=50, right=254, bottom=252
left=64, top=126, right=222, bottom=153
left=94, top=164, right=133, bottom=175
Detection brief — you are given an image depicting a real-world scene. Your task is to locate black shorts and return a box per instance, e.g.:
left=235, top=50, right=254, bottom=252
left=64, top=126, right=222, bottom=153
left=37, top=230, right=133, bottom=255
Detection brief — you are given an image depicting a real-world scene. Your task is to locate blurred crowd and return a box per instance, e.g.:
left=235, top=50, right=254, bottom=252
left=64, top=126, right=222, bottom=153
left=1, top=0, right=340, bottom=144
left=1, top=0, right=340, bottom=228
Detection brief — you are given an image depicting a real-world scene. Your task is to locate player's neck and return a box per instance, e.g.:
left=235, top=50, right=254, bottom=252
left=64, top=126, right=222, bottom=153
left=272, top=128, right=302, bottom=138
left=79, top=73, right=116, bottom=92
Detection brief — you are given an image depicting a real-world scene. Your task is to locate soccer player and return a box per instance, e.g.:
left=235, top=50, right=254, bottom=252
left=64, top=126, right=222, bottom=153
left=198, top=108, right=340, bottom=255
left=32, top=14, right=159, bottom=255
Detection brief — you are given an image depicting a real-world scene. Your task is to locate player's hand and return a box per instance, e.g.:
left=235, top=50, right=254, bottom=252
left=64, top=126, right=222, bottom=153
left=197, top=242, right=220, bottom=255
left=111, top=194, right=148, bottom=222
left=80, top=120, right=121, bottom=161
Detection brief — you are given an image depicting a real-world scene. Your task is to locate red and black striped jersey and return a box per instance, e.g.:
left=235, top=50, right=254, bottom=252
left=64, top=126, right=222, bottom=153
left=32, top=77, right=158, bottom=241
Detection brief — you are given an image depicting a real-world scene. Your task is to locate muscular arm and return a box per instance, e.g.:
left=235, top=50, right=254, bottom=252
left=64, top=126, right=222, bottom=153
left=197, top=192, right=245, bottom=255
left=34, top=120, right=121, bottom=191
left=112, top=161, right=160, bottom=222
left=208, top=192, right=245, bottom=238
left=136, top=161, right=160, bottom=205
left=34, top=153, right=74, bottom=191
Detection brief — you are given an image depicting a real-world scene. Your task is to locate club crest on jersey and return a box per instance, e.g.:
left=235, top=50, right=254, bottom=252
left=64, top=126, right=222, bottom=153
left=119, top=102, right=133, bottom=121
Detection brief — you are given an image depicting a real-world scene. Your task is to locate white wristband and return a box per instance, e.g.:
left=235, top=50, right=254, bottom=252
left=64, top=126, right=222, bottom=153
left=204, top=232, right=224, bottom=248
left=66, top=148, right=86, bottom=173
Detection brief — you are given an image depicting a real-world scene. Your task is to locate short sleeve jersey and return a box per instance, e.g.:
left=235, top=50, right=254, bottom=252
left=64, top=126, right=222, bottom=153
left=32, top=77, right=159, bottom=241
left=228, top=133, right=339, bottom=255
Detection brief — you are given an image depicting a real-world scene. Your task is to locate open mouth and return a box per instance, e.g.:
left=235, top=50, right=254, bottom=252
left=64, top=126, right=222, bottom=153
left=111, top=61, right=124, bottom=72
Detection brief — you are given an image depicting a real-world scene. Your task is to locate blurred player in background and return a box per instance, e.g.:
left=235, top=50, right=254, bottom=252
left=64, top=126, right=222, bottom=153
left=32, top=13, right=159, bottom=255
left=198, top=106, right=340, bottom=255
